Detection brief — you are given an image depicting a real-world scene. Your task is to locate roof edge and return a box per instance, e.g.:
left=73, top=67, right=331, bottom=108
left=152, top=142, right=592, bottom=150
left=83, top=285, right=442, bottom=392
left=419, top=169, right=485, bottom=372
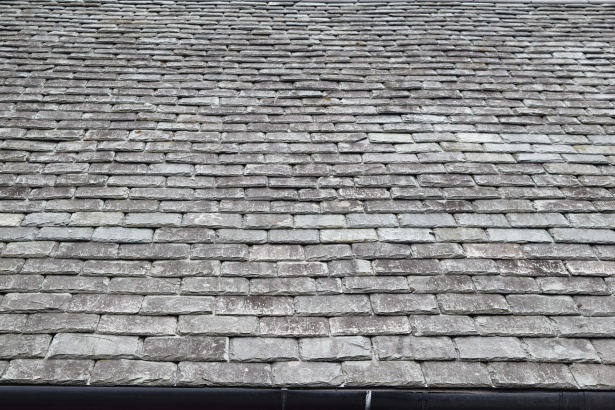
left=2, top=386, right=615, bottom=410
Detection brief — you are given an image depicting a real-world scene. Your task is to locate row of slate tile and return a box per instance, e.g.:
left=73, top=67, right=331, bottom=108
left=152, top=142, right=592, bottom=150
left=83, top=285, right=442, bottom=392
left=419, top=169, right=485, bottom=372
left=2, top=255, right=615, bottom=275
left=6, top=312, right=615, bottom=337
left=3, top=274, right=615, bottom=296
left=1, top=186, right=615, bottom=200
left=0, top=332, right=614, bottom=365
left=4, top=293, right=615, bottom=316
left=4, top=333, right=615, bottom=364
left=4, top=213, right=615, bottom=232
left=2, top=358, right=615, bottom=389
left=5, top=212, right=615, bottom=227
left=2, top=227, right=615, bottom=244
left=3, top=275, right=615, bottom=297
left=3, top=241, right=615, bottom=260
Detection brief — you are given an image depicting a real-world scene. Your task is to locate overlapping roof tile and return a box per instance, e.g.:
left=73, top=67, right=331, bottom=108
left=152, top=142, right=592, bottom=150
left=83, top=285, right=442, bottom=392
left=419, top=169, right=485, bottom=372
left=0, top=0, right=615, bottom=389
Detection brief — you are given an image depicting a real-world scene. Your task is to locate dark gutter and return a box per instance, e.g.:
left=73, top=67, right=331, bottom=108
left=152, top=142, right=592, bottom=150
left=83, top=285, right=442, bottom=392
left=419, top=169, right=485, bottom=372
left=1, top=386, right=614, bottom=410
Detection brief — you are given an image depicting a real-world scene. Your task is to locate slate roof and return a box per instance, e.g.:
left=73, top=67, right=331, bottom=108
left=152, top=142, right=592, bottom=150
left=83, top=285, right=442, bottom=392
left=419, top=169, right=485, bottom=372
left=1, top=0, right=615, bottom=390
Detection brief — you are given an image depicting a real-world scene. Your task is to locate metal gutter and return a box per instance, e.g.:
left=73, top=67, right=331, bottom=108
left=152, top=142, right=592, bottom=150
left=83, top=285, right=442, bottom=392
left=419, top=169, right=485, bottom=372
left=1, top=387, right=615, bottom=410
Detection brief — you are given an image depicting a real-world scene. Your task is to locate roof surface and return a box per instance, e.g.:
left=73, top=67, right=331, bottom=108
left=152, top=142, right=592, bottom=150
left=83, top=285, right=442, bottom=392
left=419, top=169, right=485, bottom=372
left=1, top=0, right=615, bottom=390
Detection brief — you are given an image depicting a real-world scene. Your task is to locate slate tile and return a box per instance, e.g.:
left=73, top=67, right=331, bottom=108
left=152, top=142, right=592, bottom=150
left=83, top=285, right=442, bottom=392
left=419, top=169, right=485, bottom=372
left=272, top=362, right=342, bottom=387
left=474, top=316, right=555, bottom=337
left=571, top=364, right=615, bottom=389
left=422, top=362, right=492, bottom=387
left=0, top=334, right=52, bottom=359
left=343, top=361, right=424, bottom=387
left=91, top=360, right=176, bottom=386
left=1, top=359, right=94, bottom=385
left=98, top=315, right=177, bottom=336
left=231, top=337, right=298, bottom=362
left=143, top=336, right=226, bottom=361
left=455, top=337, right=526, bottom=361
left=524, top=338, right=599, bottom=363
left=179, top=362, right=271, bottom=386
left=374, top=336, right=455, bottom=361
left=49, top=334, right=140, bottom=359
left=178, top=315, right=258, bottom=336
left=489, top=362, right=577, bottom=388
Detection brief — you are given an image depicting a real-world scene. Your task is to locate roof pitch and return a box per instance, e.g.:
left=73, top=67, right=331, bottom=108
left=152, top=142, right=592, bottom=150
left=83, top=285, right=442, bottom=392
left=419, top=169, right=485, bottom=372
left=1, top=0, right=615, bottom=390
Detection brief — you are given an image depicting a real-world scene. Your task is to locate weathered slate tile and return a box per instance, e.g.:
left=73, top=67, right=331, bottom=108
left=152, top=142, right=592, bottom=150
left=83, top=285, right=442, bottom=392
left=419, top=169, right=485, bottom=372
left=438, top=294, right=510, bottom=315
left=475, top=316, right=555, bottom=337
left=591, top=340, right=615, bottom=365
left=260, top=317, right=329, bottom=337
left=109, top=278, right=180, bottom=295
left=409, top=315, right=477, bottom=336
left=553, top=317, right=615, bottom=337
left=0, top=258, right=25, bottom=274
left=118, top=244, right=190, bottom=259
left=23, top=313, right=99, bottom=333
left=181, top=277, right=248, bottom=295
left=571, top=364, right=615, bottom=389
left=524, top=338, right=599, bottom=363
left=567, top=261, right=615, bottom=276
left=473, top=276, right=537, bottom=294
left=55, top=243, right=118, bottom=260
left=0, top=293, right=71, bottom=313
left=231, top=337, right=298, bottom=362
left=455, top=337, right=526, bottom=361
left=192, top=244, right=249, bottom=260
left=497, top=260, right=567, bottom=277
left=92, top=227, right=153, bottom=243
left=250, top=245, right=304, bottom=261
left=422, top=362, right=492, bottom=387
left=295, top=295, right=370, bottom=316
left=374, top=336, right=455, bottom=361
left=507, top=295, right=577, bottom=315
left=215, top=296, right=293, bottom=316
left=523, top=244, right=596, bottom=260
left=3, top=241, right=57, bottom=258
left=91, top=360, right=177, bottom=386
left=221, top=262, right=276, bottom=277
left=179, top=362, right=271, bottom=387
left=98, top=315, right=177, bottom=336
left=343, top=361, right=424, bottom=387
left=330, top=316, right=410, bottom=336
left=83, top=260, right=150, bottom=277
left=143, top=336, right=226, bottom=361
left=371, top=294, right=439, bottom=315
left=142, top=296, right=214, bottom=315
left=22, top=259, right=83, bottom=275
left=300, top=337, right=371, bottom=361
left=1, top=359, right=94, bottom=384
left=373, top=259, right=440, bottom=275
left=540, top=277, right=609, bottom=295
left=151, top=260, right=219, bottom=277
left=49, top=334, right=140, bottom=359
left=250, top=278, right=316, bottom=296
left=489, top=362, right=577, bottom=388
left=277, top=262, right=328, bottom=277
left=305, top=245, right=353, bottom=261
left=0, top=334, right=51, bottom=359
left=68, top=294, right=143, bottom=314
left=328, top=259, right=373, bottom=276
left=0, top=314, right=28, bottom=332
left=272, top=362, right=342, bottom=387
left=179, top=315, right=258, bottom=336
